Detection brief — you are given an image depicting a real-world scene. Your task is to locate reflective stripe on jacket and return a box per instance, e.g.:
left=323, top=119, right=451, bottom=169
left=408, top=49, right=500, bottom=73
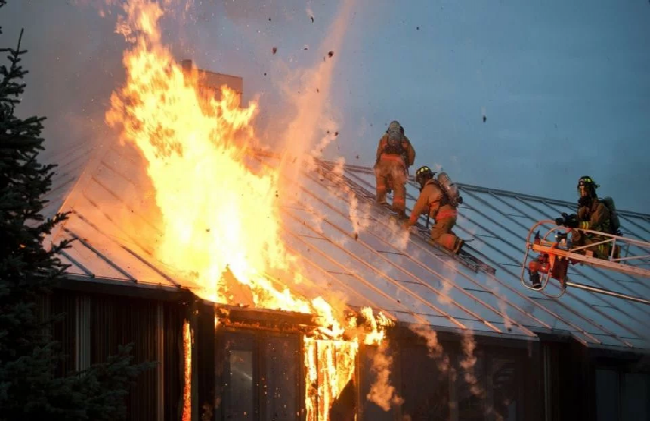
left=435, top=207, right=458, bottom=220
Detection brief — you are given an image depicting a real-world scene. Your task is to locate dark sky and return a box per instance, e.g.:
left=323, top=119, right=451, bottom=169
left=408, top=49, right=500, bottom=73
left=1, top=0, right=649, bottom=213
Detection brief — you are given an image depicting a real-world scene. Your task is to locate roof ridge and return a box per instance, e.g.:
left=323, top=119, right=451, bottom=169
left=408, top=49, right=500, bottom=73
left=326, top=160, right=650, bottom=220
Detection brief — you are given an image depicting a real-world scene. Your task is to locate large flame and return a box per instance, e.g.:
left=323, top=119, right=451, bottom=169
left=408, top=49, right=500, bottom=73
left=105, top=1, right=404, bottom=419
left=107, top=0, right=329, bottom=319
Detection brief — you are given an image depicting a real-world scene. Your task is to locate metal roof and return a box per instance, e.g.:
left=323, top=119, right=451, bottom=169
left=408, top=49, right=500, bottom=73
left=48, top=142, right=650, bottom=351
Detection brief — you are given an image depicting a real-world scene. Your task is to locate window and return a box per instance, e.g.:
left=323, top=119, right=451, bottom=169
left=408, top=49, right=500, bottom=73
left=455, top=351, right=522, bottom=421
left=457, top=354, right=486, bottom=421
left=399, top=345, right=450, bottom=421
left=228, top=349, right=255, bottom=419
left=395, top=343, right=523, bottom=421
left=490, top=358, right=519, bottom=421
left=264, top=337, right=299, bottom=421
left=596, top=369, right=620, bottom=421
left=217, top=331, right=300, bottom=421
left=622, top=373, right=649, bottom=421
left=597, top=369, right=650, bottom=421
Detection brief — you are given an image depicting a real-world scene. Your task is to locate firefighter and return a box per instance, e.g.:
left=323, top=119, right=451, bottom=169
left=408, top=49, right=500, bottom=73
left=374, top=120, right=416, bottom=219
left=555, top=175, right=613, bottom=259
left=403, top=167, right=465, bottom=254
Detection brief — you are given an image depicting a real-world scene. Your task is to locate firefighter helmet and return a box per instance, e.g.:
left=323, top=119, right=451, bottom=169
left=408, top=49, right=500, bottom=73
left=577, top=175, right=598, bottom=197
left=388, top=120, right=401, bottom=131
left=415, top=166, right=434, bottom=185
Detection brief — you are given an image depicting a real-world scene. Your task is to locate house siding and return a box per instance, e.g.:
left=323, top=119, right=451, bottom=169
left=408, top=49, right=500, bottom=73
left=49, top=281, right=649, bottom=421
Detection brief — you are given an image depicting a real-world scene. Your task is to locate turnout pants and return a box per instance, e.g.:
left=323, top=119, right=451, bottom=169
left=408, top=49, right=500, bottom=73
left=571, top=230, right=617, bottom=259
left=375, top=155, right=406, bottom=213
left=430, top=206, right=463, bottom=253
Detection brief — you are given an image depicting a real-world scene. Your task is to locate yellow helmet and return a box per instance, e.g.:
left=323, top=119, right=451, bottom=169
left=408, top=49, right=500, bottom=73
left=415, top=166, right=434, bottom=185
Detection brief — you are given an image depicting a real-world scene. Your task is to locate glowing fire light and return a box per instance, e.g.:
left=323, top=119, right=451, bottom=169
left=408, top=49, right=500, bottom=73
left=106, top=0, right=342, bottom=325
left=305, top=339, right=358, bottom=421
left=182, top=320, right=192, bottom=421
left=106, top=1, right=402, bottom=419
left=360, top=307, right=394, bottom=345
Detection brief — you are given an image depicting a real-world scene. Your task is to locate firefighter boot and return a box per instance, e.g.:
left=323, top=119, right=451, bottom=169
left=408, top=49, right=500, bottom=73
left=452, top=239, right=465, bottom=255
left=376, top=191, right=387, bottom=206
left=530, top=272, right=542, bottom=289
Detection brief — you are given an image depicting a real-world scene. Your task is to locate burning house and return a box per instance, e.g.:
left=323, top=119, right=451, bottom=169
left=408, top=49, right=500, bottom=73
left=39, top=3, right=649, bottom=421
left=43, top=67, right=650, bottom=419
left=45, top=136, right=650, bottom=421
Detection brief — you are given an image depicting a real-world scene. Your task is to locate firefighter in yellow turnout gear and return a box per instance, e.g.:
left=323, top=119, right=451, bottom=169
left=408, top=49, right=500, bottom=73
left=374, top=120, right=416, bottom=218
left=404, top=166, right=465, bottom=254
left=555, top=175, right=618, bottom=259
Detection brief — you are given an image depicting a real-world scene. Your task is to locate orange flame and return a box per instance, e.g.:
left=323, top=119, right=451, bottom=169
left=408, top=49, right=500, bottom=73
left=360, top=307, right=394, bottom=346
left=104, top=1, right=401, bottom=419
left=305, top=338, right=358, bottom=421
left=359, top=308, right=402, bottom=411
left=182, top=319, right=192, bottom=421
left=106, top=0, right=342, bottom=328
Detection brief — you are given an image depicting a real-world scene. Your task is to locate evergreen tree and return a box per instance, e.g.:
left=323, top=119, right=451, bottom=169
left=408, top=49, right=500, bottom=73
left=0, top=2, right=154, bottom=419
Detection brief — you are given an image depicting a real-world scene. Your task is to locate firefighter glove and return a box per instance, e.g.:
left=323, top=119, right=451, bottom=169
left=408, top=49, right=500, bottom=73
left=555, top=213, right=578, bottom=228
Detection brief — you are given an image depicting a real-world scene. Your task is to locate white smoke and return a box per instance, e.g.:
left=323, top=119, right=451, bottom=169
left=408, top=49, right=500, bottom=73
left=366, top=341, right=404, bottom=411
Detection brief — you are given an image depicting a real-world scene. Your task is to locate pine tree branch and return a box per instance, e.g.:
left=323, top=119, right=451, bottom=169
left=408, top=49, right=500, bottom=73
left=1, top=8, right=155, bottom=421
left=0, top=133, right=42, bottom=147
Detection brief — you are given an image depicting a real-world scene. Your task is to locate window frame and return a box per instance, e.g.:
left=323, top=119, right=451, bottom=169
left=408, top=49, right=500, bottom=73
left=215, top=328, right=303, bottom=421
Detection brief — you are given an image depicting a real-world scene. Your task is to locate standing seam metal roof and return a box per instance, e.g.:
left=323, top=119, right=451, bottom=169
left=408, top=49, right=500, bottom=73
left=48, top=143, right=650, bottom=351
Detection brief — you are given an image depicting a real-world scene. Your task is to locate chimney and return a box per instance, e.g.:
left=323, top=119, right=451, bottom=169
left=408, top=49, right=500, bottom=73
left=181, top=59, right=194, bottom=72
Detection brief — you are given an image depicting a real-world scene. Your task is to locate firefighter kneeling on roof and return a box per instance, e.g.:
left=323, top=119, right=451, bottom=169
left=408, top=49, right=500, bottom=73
left=403, top=166, right=465, bottom=255
left=374, top=120, right=416, bottom=219
left=555, top=175, right=621, bottom=259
